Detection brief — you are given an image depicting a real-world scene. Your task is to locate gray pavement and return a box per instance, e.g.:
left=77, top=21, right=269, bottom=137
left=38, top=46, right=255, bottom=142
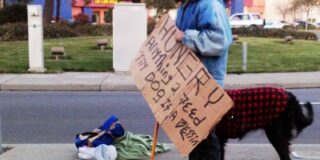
left=1, top=71, right=320, bottom=159
left=1, top=71, right=320, bottom=91
left=1, top=144, right=320, bottom=160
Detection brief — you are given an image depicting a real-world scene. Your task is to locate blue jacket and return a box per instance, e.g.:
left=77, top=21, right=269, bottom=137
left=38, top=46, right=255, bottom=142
left=176, top=0, right=232, bottom=86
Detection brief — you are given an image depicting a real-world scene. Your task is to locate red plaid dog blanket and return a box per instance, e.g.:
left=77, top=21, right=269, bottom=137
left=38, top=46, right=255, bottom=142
left=216, top=87, right=288, bottom=138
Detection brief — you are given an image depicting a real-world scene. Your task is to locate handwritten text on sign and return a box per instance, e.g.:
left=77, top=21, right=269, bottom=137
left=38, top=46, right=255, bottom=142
left=130, top=14, right=234, bottom=156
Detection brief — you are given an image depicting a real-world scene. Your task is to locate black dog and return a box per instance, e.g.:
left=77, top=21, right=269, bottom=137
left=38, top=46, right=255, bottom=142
left=213, top=87, right=314, bottom=160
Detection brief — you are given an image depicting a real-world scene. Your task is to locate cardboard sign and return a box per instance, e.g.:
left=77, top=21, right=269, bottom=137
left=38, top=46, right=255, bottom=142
left=130, top=14, right=234, bottom=156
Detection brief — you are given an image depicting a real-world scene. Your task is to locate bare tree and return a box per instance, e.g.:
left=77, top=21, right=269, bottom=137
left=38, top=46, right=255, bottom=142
left=290, top=0, right=301, bottom=22
left=294, top=0, right=320, bottom=30
left=275, top=0, right=292, bottom=21
left=44, top=0, right=54, bottom=24
left=144, top=0, right=176, bottom=18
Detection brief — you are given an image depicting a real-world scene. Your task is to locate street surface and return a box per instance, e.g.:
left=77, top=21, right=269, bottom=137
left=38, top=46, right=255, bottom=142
left=0, top=88, right=319, bottom=144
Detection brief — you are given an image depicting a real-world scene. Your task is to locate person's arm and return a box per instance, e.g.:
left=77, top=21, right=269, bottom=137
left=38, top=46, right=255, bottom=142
left=182, top=1, right=232, bottom=56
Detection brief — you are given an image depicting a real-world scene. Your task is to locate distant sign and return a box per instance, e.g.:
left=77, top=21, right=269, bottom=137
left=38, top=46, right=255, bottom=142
left=94, top=0, right=118, bottom=4
left=130, top=14, right=234, bottom=156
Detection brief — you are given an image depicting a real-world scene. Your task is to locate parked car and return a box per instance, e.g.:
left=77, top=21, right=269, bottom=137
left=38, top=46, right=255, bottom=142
left=263, top=20, right=294, bottom=29
left=229, top=13, right=265, bottom=28
left=294, top=20, right=319, bottom=29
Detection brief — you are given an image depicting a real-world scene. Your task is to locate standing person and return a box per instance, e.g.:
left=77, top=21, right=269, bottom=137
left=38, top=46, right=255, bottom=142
left=175, top=0, right=232, bottom=159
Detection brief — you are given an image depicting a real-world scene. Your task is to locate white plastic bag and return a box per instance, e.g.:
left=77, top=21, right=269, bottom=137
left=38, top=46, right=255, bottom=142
left=78, top=144, right=117, bottom=160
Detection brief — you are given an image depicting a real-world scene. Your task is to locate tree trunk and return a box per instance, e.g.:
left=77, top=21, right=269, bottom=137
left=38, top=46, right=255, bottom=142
left=44, top=0, right=54, bottom=24
left=305, top=9, right=310, bottom=30
left=293, top=9, right=296, bottom=22
left=56, top=0, right=61, bottom=22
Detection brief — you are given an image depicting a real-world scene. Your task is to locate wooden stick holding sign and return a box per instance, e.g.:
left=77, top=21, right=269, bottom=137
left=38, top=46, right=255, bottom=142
left=150, top=121, right=160, bottom=160
left=130, top=14, right=234, bottom=156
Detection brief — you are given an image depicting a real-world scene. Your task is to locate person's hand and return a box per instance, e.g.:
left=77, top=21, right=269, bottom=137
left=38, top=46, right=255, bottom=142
left=176, top=30, right=184, bottom=42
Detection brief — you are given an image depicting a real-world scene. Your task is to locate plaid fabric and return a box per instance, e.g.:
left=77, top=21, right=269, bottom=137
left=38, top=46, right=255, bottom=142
left=216, top=87, right=288, bottom=138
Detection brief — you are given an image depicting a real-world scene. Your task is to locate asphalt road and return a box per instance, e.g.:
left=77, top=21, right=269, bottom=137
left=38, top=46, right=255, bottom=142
left=0, top=88, right=319, bottom=144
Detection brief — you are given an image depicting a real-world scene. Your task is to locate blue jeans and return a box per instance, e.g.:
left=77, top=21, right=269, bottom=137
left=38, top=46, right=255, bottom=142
left=189, top=131, right=221, bottom=160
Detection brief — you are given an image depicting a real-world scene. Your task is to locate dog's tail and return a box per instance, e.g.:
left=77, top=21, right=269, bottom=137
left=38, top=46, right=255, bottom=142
left=287, top=92, right=314, bottom=132
left=300, top=101, right=314, bottom=127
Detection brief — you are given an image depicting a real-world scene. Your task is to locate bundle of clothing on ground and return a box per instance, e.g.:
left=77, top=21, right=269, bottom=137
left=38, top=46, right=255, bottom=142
left=75, top=115, right=170, bottom=160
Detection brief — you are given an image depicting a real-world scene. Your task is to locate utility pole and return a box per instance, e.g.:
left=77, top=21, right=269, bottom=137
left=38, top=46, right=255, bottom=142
left=242, top=42, right=248, bottom=72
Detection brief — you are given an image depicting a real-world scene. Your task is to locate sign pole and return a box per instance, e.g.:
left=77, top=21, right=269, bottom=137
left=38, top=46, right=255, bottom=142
left=150, top=120, right=160, bottom=160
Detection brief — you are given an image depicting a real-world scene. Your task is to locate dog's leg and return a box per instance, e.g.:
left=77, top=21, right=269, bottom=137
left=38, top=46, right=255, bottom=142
left=265, top=125, right=291, bottom=160
left=217, top=135, right=227, bottom=160
left=189, top=132, right=221, bottom=160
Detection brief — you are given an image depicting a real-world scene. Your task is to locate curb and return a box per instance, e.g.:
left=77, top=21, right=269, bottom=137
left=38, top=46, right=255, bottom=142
left=0, top=83, right=320, bottom=91
left=2, top=82, right=320, bottom=91
left=1, top=72, right=320, bottom=91
left=1, top=144, right=320, bottom=160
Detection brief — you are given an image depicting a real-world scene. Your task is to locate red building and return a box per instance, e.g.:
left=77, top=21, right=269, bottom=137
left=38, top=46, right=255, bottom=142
left=72, top=0, right=132, bottom=24
left=229, top=0, right=265, bottom=16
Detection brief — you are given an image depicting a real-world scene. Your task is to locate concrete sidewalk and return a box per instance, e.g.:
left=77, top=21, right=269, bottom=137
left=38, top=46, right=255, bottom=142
left=1, top=71, right=320, bottom=91
left=1, top=144, right=320, bottom=160
left=1, top=72, right=320, bottom=160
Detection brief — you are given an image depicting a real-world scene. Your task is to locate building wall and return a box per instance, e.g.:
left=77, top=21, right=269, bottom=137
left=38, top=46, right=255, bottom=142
left=72, top=7, right=82, bottom=17
left=230, top=0, right=265, bottom=16
left=231, top=0, right=244, bottom=15
left=32, top=0, right=72, bottom=21
left=32, top=0, right=132, bottom=24
left=91, top=8, right=107, bottom=24
left=245, top=0, right=265, bottom=15
left=32, top=0, right=319, bottom=23
left=55, top=0, right=72, bottom=20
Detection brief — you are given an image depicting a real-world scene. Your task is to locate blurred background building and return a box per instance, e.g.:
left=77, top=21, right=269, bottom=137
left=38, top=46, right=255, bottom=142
left=26, top=0, right=319, bottom=24
left=32, top=0, right=132, bottom=24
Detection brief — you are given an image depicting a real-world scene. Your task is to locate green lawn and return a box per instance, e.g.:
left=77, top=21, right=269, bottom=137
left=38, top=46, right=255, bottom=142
left=228, top=37, right=320, bottom=73
left=0, top=36, right=319, bottom=73
left=0, top=36, right=113, bottom=73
